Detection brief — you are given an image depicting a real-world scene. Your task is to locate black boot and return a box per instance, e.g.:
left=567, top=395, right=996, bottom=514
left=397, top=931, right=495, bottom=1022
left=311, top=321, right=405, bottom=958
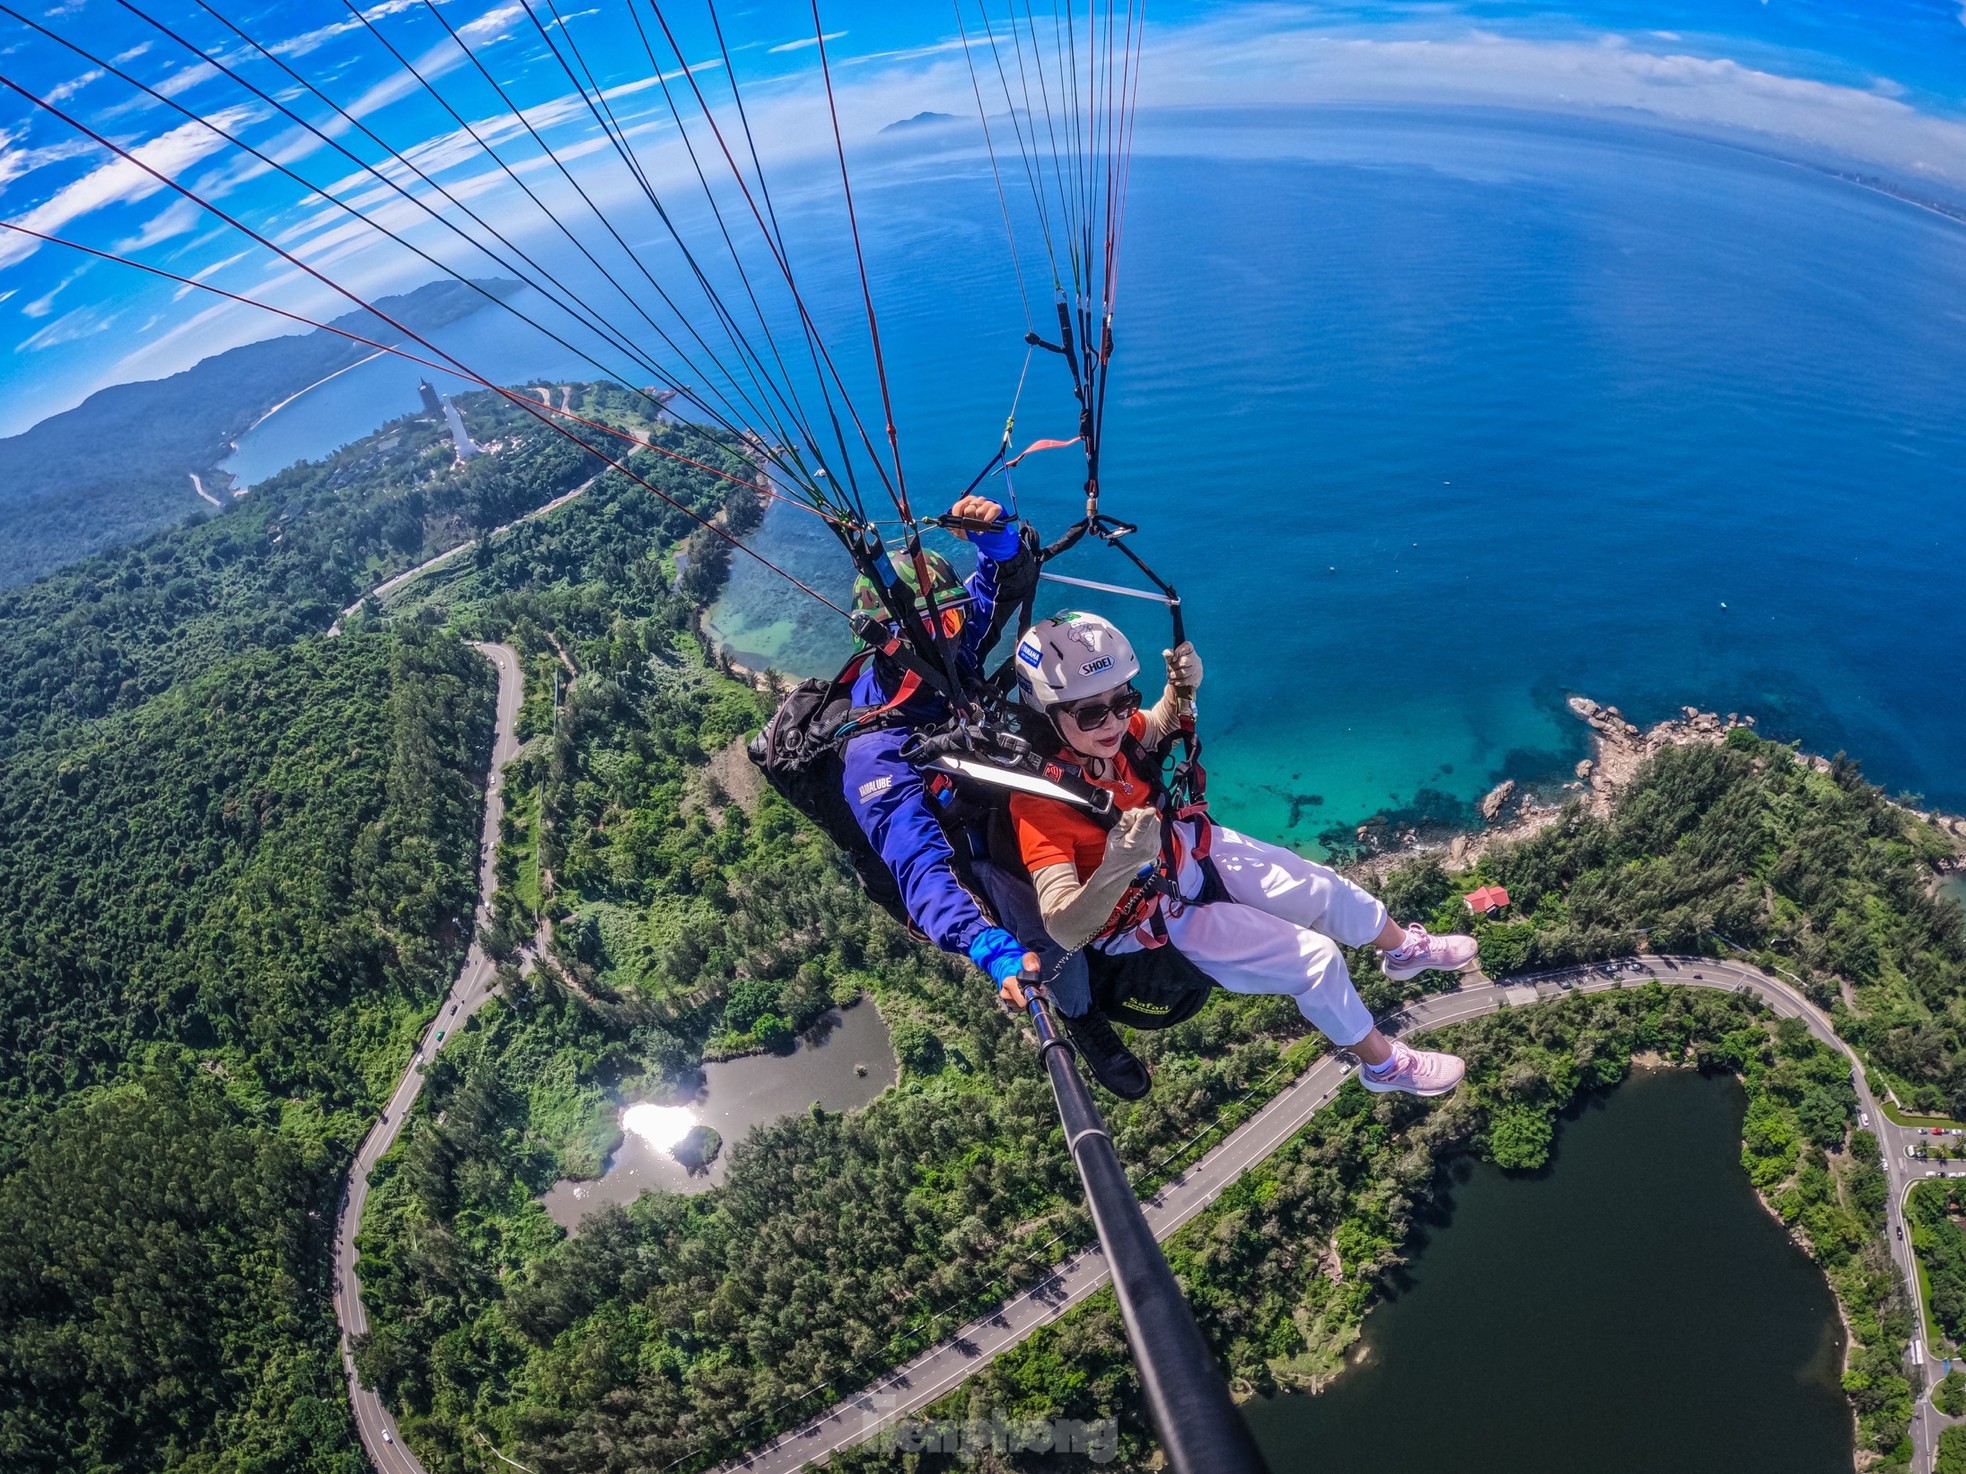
left=1063, top=1008, right=1152, bottom=1100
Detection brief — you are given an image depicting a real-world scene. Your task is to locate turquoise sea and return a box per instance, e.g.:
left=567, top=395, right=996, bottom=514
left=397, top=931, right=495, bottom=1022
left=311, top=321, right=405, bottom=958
left=229, top=107, right=1966, bottom=849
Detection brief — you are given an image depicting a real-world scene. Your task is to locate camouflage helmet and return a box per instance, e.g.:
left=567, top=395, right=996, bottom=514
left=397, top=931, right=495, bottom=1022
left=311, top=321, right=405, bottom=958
left=852, top=549, right=971, bottom=622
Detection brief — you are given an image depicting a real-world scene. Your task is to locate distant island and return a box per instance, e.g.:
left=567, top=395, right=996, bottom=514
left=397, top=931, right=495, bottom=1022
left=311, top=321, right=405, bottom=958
left=881, top=110, right=961, bottom=132
left=0, top=277, right=521, bottom=590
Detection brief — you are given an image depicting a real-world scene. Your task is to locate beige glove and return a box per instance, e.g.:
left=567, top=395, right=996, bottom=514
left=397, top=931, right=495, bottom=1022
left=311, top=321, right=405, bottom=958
left=1164, top=641, right=1203, bottom=693
left=1032, top=807, right=1163, bottom=952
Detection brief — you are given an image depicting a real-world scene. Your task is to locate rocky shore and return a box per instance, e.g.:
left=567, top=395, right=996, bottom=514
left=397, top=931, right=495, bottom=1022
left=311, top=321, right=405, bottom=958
left=1353, top=697, right=1771, bottom=883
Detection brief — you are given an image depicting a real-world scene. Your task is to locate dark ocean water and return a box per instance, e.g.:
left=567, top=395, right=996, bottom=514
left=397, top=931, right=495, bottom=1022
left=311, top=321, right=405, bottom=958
left=229, top=107, right=1966, bottom=847
left=1243, top=1068, right=1851, bottom=1473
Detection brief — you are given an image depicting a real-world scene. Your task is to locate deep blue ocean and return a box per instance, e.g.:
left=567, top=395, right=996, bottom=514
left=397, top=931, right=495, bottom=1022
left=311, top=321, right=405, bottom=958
left=227, top=107, right=1966, bottom=848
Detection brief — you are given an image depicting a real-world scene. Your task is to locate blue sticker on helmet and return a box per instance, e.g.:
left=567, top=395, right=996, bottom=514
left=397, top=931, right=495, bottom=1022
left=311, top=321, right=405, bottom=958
left=1018, top=644, right=1041, bottom=666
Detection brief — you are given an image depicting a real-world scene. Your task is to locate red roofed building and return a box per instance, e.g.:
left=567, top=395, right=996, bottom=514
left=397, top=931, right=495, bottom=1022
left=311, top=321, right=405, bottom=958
left=1464, top=885, right=1512, bottom=917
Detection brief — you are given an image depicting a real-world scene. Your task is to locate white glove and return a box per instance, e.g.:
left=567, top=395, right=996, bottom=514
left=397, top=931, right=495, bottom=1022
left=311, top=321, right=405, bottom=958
left=1164, top=641, right=1203, bottom=693
left=1098, top=806, right=1163, bottom=875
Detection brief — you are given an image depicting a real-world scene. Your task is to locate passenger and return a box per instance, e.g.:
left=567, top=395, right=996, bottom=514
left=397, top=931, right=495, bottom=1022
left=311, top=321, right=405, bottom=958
left=1006, top=611, right=1475, bottom=1100
left=839, top=496, right=1085, bottom=1014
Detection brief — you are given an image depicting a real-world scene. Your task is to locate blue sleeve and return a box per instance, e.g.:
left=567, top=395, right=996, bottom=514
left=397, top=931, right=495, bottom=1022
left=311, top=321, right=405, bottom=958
left=961, top=523, right=1022, bottom=664
left=841, top=724, right=995, bottom=957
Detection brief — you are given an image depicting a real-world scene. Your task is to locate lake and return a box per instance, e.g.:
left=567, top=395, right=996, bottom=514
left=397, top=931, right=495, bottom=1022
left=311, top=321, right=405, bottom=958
left=1244, top=1068, right=1851, bottom=1473
left=540, top=998, right=897, bottom=1227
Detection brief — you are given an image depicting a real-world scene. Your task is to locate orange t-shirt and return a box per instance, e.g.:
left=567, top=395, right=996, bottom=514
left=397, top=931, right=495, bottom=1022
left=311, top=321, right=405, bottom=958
left=1010, top=712, right=1156, bottom=881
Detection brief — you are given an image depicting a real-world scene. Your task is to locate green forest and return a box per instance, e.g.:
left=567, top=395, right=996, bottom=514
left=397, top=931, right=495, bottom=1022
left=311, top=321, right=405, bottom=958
left=0, top=384, right=748, bottom=1473
left=1381, top=732, right=1966, bottom=1112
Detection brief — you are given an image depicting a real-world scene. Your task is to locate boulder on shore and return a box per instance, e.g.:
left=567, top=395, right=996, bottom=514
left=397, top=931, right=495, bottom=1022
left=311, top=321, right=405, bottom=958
left=1479, top=779, right=1517, bottom=824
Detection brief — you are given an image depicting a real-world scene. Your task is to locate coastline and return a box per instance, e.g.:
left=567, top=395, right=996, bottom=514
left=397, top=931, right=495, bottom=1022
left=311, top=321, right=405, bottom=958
left=1350, top=694, right=1966, bottom=888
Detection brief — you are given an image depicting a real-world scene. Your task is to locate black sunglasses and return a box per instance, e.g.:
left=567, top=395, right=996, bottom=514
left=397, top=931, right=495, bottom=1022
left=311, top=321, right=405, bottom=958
left=1062, top=684, right=1142, bottom=732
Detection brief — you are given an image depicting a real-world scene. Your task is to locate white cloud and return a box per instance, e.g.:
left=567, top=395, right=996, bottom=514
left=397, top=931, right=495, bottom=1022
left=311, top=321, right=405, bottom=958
left=0, top=289, right=15, bottom=303
left=44, top=68, right=103, bottom=105
left=0, top=105, right=259, bottom=271
left=769, top=31, right=847, bottom=54
left=0, top=132, right=96, bottom=191
left=269, top=0, right=432, bottom=59
left=19, top=269, right=87, bottom=320
left=115, top=196, right=204, bottom=252
left=154, top=61, right=220, bottom=100
left=16, top=302, right=119, bottom=352
left=1121, top=14, right=1966, bottom=188
left=170, top=248, right=251, bottom=300
left=111, top=42, right=152, bottom=64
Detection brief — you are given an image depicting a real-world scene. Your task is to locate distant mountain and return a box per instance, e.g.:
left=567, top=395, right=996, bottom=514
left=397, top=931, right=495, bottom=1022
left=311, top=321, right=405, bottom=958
left=881, top=110, right=961, bottom=132
left=0, top=278, right=520, bottom=589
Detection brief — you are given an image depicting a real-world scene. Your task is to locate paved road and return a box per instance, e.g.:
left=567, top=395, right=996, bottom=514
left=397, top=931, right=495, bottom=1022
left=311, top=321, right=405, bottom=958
left=328, top=470, right=603, bottom=634
left=1877, top=1100, right=1966, bottom=1461
left=719, top=954, right=1931, bottom=1474
left=331, top=642, right=524, bottom=1474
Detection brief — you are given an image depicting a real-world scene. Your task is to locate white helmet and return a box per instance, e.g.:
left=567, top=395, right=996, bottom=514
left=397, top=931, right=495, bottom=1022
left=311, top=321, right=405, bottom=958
left=1013, top=612, right=1140, bottom=712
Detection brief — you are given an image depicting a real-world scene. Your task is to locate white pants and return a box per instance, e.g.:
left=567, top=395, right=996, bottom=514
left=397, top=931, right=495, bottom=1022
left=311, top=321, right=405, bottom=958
left=1105, top=822, right=1386, bottom=1047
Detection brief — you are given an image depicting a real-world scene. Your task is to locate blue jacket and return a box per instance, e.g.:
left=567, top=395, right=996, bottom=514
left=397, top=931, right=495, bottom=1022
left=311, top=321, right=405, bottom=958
left=841, top=525, right=1028, bottom=955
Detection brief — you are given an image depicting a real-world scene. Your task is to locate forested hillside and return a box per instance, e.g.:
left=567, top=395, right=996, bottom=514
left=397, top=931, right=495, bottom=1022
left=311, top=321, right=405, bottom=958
left=1386, top=733, right=1966, bottom=1112
left=0, top=382, right=632, bottom=753
left=0, top=277, right=513, bottom=587
left=0, top=382, right=747, bottom=1473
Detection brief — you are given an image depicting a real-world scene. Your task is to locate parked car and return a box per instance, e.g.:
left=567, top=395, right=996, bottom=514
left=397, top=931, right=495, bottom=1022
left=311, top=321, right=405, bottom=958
left=1859, top=1111, right=1870, bottom=1129
left=1927, top=1169, right=1942, bottom=1177
left=1692, top=972, right=1704, bottom=980
left=1909, top=1145, right=1924, bottom=1158
left=1933, top=1127, right=1949, bottom=1136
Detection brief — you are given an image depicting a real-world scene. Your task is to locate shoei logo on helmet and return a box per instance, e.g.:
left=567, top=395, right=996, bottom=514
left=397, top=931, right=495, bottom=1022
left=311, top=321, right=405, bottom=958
left=1079, top=656, right=1114, bottom=676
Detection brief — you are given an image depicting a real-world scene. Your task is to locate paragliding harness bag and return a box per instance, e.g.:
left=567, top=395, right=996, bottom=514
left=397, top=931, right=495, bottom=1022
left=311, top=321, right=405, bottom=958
left=745, top=651, right=917, bottom=929
left=744, top=614, right=1119, bottom=932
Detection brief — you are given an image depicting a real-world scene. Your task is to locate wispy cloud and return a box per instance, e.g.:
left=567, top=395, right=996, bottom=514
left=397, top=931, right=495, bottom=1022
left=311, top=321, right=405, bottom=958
left=16, top=303, right=119, bottom=352
left=115, top=196, right=204, bottom=252
left=769, top=31, right=847, bottom=54
left=43, top=67, right=102, bottom=105
left=269, top=0, right=434, bottom=59
left=170, top=248, right=251, bottom=300
left=0, top=105, right=259, bottom=271
left=110, top=42, right=152, bottom=64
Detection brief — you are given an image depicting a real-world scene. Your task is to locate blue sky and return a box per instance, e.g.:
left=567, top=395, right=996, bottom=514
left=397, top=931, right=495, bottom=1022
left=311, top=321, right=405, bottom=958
left=2, top=0, right=1965, bottom=436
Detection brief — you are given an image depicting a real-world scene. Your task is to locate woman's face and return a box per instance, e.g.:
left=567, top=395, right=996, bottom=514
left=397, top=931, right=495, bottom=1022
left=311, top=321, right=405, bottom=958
left=1057, top=684, right=1140, bottom=762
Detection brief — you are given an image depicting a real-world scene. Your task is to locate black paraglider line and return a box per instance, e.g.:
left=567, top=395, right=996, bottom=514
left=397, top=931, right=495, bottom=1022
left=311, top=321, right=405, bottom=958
left=167, top=0, right=780, bottom=446
left=412, top=0, right=804, bottom=467
left=0, top=103, right=850, bottom=611
left=31, top=0, right=702, bottom=440
left=524, top=0, right=836, bottom=491
left=644, top=0, right=907, bottom=519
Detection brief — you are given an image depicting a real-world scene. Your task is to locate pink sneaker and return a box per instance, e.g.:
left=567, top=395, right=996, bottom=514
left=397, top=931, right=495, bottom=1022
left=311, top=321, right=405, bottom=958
left=1381, top=922, right=1479, bottom=981
left=1359, top=1041, right=1466, bottom=1097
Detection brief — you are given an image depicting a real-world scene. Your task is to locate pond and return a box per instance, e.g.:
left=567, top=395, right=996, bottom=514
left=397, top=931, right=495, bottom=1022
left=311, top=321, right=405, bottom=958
left=1244, top=1069, right=1852, bottom=1474
left=541, top=998, right=897, bottom=1228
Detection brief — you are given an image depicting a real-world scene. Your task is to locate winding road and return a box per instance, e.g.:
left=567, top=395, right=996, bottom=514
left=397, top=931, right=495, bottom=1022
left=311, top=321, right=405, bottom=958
left=332, top=641, right=523, bottom=1474
left=717, top=954, right=1934, bottom=1474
